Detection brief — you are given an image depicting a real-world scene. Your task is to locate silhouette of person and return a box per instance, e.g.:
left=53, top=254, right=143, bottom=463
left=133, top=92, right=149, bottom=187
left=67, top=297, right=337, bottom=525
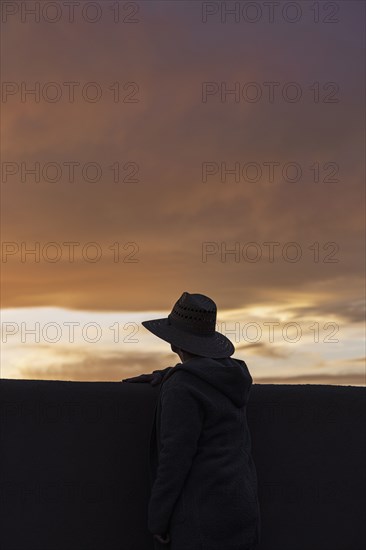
left=123, top=292, right=261, bottom=550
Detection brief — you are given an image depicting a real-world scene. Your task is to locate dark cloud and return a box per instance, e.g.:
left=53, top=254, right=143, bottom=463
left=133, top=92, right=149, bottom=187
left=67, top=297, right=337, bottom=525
left=255, top=372, right=365, bottom=387
left=1, top=4, right=364, bottom=324
left=18, top=348, right=177, bottom=382
left=235, top=341, right=293, bottom=359
left=283, top=300, right=365, bottom=324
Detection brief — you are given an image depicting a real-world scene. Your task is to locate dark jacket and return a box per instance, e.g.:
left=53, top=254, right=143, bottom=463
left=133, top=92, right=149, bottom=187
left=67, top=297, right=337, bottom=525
left=147, top=356, right=261, bottom=550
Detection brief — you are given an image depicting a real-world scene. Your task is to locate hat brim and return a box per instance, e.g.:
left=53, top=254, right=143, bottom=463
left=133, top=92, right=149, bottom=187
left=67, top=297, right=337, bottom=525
left=141, top=317, right=235, bottom=359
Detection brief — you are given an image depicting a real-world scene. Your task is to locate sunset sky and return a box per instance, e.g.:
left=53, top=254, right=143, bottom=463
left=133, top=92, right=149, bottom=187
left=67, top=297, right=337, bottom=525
left=1, top=1, right=365, bottom=385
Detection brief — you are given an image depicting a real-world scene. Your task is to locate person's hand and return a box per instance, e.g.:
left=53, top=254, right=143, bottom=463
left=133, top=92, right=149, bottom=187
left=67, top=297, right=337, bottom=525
left=121, top=373, right=162, bottom=386
left=153, top=532, right=171, bottom=544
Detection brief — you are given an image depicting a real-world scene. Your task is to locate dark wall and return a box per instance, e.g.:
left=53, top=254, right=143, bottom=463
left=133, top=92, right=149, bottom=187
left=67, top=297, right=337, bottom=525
left=0, top=380, right=365, bottom=550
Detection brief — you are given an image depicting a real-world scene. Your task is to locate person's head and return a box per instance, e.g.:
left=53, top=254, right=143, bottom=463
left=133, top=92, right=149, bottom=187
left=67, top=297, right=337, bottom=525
left=170, top=343, right=201, bottom=363
left=142, top=292, right=235, bottom=359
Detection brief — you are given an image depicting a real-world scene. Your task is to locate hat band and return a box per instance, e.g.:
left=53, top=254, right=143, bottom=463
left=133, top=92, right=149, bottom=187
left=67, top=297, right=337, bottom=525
left=167, top=313, right=215, bottom=336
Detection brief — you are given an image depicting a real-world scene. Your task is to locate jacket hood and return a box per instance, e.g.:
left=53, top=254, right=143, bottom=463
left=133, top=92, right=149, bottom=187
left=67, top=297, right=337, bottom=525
left=170, top=356, right=253, bottom=408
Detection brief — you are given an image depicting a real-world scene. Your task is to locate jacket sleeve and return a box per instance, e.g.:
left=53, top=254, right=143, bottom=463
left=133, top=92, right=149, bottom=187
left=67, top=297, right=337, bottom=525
left=147, top=382, right=204, bottom=534
left=152, top=366, right=174, bottom=380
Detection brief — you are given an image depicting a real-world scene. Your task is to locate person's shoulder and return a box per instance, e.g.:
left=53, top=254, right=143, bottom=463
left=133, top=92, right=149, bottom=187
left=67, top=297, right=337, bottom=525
left=161, top=366, right=195, bottom=394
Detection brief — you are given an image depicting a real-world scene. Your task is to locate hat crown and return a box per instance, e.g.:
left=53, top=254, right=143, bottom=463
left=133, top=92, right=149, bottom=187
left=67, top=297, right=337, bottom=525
left=168, top=292, right=217, bottom=336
